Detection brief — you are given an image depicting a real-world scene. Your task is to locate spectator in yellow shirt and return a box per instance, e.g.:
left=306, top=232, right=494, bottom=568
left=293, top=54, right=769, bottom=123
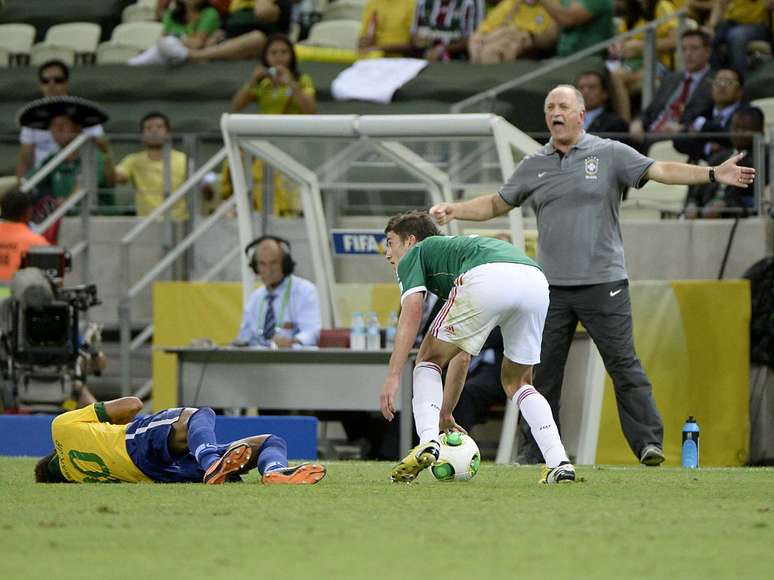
left=469, top=0, right=558, bottom=63
left=115, top=112, right=189, bottom=221
left=358, top=0, right=416, bottom=56
left=709, top=0, right=772, bottom=75
left=225, top=35, right=315, bottom=216
left=607, top=0, right=679, bottom=121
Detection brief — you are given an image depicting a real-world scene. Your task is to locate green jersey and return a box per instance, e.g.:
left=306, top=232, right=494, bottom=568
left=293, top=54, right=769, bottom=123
left=396, top=235, right=539, bottom=302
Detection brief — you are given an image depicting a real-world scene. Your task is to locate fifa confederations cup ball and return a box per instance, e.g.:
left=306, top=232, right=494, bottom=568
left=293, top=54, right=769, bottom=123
left=430, top=431, right=481, bottom=482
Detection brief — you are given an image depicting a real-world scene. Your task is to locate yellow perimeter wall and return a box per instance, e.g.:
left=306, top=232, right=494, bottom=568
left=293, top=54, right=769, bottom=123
left=154, top=280, right=750, bottom=466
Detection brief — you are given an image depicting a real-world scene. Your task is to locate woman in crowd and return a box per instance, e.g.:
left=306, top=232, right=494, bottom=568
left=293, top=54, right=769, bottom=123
left=130, top=0, right=221, bottom=65
left=221, top=35, right=315, bottom=217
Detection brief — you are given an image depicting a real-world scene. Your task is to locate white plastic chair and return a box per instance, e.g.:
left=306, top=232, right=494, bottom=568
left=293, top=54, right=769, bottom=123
left=30, top=44, right=76, bottom=66
left=111, top=22, right=164, bottom=51
left=0, top=23, right=36, bottom=65
left=751, top=97, right=774, bottom=127
left=97, top=42, right=142, bottom=64
left=44, top=22, right=101, bottom=53
left=122, top=3, right=157, bottom=23
left=301, top=20, right=362, bottom=51
left=322, top=1, right=365, bottom=22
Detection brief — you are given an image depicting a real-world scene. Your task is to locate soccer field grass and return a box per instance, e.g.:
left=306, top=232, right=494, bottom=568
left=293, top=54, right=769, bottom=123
left=1, top=459, right=772, bottom=580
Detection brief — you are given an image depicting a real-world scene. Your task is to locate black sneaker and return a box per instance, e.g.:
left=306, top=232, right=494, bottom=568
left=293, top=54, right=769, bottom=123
left=640, top=445, right=665, bottom=466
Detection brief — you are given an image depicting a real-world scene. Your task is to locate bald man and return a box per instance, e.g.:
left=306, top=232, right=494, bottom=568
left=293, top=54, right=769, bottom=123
left=236, top=236, right=321, bottom=348
left=431, top=84, right=755, bottom=466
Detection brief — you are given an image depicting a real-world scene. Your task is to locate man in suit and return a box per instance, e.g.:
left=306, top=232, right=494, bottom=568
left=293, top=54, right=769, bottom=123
left=575, top=70, right=628, bottom=135
left=673, top=67, right=746, bottom=162
left=630, top=29, right=714, bottom=141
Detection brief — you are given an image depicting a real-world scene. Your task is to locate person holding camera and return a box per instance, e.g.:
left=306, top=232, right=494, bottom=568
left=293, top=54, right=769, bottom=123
left=236, top=236, right=320, bottom=348
left=230, top=34, right=315, bottom=115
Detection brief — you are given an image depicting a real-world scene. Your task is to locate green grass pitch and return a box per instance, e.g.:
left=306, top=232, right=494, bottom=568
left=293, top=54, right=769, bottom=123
left=1, top=458, right=772, bottom=580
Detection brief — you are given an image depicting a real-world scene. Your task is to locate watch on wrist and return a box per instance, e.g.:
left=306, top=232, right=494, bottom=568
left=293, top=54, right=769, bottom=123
left=709, top=167, right=716, bottom=183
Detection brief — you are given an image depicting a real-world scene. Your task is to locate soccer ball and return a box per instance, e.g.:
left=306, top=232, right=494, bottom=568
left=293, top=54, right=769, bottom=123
left=430, top=432, right=481, bottom=482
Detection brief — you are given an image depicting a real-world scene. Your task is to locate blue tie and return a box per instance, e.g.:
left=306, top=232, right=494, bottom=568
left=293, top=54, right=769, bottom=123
left=262, top=294, right=276, bottom=341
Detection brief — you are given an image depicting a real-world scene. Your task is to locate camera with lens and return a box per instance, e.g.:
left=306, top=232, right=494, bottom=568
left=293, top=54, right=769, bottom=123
left=0, top=246, right=102, bottom=411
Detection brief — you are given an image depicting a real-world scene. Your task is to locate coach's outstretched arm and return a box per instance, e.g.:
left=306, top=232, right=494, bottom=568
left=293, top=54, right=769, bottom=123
left=430, top=193, right=512, bottom=225
left=647, top=151, right=756, bottom=187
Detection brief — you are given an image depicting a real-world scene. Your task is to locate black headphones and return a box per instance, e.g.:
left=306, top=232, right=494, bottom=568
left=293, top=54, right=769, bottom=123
left=244, top=235, right=295, bottom=277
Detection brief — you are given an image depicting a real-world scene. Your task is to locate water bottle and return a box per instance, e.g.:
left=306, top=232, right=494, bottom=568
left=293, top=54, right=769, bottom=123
left=350, top=312, right=366, bottom=350
left=385, top=311, right=398, bottom=350
left=366, top=311, right=381, bottom=351
left=681, top=416, right=700, bottom=468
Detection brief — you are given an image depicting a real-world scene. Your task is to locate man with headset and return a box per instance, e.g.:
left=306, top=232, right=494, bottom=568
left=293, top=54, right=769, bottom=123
left=235, top=235, right=321, bottom=347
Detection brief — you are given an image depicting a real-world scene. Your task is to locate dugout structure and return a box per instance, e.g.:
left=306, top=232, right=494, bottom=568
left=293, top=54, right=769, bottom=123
left=220, top=113, right=540, bottom=327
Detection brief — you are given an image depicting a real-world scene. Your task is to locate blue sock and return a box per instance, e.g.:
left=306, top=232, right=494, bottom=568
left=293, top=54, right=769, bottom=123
left=257, top=435, right=288, bottom=475
left=187, top=408, right=220, bottom=470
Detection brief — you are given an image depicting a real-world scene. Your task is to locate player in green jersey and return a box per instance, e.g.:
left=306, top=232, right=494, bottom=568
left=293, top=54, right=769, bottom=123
left=380, top=211, right=574, bottom=484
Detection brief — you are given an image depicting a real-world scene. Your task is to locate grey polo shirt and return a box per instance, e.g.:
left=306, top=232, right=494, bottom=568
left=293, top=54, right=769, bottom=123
left=499, top=132, right=654, bottom=286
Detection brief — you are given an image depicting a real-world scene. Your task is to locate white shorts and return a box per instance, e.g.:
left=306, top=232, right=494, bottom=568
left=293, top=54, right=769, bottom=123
left=429, top=262, right=548, bottom=365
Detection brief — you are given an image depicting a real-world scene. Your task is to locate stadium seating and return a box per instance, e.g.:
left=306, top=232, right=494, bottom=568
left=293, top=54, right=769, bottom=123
left=751, top=97, right=774, bottom=126
left=622, top=140, right=689, bottom=219
left=97, top=42, right=142, bottom=64
left=108, top=21, right=163, bottom=51
left=31, top=22, right=101, bottom=65
left=0, top=23, right=35, bottom=66
left=302, top=20, right=362, bottom=51
left=122, top=3, right=157, bottom=24
left=30, top=43, right=76, bottom=66
left=322, top=0, right=365, bottom=22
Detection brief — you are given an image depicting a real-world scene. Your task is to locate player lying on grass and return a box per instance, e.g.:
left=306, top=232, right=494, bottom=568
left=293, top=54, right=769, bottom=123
left=34, top=397, right=326, bottom=485
left=379, top=211, right=575, bottom=484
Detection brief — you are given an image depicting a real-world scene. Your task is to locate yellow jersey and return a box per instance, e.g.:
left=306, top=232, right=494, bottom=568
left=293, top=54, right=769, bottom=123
left=477, top=0, right=554, bottom=36
left=724, top=0, right=769, bottom=25
left=51, top=403, right=152, bottom=483
left=359, top=0, right=415, bottom=50
left=115, top=149, right=189, bottom=221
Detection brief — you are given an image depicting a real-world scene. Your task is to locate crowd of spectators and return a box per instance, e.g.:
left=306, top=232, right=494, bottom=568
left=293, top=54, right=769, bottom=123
left=3, top=0, right=774, bottom=232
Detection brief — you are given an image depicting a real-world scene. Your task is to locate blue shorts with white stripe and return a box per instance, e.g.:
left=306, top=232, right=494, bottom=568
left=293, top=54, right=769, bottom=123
left=125, top=408, right=229, bottom=483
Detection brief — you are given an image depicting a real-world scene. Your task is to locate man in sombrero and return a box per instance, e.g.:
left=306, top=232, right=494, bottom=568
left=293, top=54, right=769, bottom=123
left=17, top=96, right=116, bottom=243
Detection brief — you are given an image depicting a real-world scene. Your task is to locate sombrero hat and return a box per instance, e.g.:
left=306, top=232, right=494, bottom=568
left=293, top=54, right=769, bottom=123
left=16, top=96, right=109, bottom=130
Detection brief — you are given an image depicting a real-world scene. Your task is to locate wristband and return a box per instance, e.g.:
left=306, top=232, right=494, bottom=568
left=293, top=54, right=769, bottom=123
left=709, top=167, right=716, bottom=183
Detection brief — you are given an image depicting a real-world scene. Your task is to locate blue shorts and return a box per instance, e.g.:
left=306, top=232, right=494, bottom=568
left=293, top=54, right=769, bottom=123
left=125, top=408, right=229, bottom=483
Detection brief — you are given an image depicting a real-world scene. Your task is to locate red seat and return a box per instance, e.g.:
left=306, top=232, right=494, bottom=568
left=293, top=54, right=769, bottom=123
left=319, top=328, right=350, bottom=348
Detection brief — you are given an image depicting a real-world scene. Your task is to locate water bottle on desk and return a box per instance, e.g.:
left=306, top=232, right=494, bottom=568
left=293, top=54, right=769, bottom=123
left=366, top=311, right=381, bottom=351
left=681, top=416, right=700, bottom=468
left=385, top=311, right=398, bottom=350
left=350, top=312, right=366, bottom=350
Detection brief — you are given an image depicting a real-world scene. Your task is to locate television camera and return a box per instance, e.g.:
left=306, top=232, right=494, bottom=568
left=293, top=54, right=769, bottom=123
left=0, top=246, right=102, bottom=411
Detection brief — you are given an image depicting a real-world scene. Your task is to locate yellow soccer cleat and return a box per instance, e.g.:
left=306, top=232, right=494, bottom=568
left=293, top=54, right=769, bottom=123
left=539, top=462, right=576, bottom=484
left=390, top=440, right=440, bottom=483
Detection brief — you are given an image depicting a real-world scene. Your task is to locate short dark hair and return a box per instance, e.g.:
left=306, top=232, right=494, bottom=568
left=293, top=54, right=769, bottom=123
left=385, top=211, right=441, bottom=242
left=38, top=59, right=70, bottom=82
left=576, top=70, right=608, bottom=91
left=34, top=452, right=68, bottom=483
left=732, top=106, right=765, bottom=130
left=681, top=29, right=710, bottom=47
left=261, top=34, right=300, bottom=80
left=0, top=188, right=34, bottom=222
left=140, top=111, right=170, bottom=131
left=717, top=66, right=745, bottom=87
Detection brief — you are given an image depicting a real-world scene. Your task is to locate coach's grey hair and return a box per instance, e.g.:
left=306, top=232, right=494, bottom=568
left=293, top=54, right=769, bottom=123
left=544, top=85, right=586, bottom=112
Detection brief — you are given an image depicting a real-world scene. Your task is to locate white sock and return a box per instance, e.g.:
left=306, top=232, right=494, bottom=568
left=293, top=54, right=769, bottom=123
left=413, top=362, right=443, bottom=445
left=514, top=385, right=569, bottom=468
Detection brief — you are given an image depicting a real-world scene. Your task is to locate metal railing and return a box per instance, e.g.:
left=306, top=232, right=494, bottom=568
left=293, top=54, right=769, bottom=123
left=451, top=10, right=689, bottom=114
left=118, top=146, right=230, bottom=397
left=20, top=132, right=95, bottom=287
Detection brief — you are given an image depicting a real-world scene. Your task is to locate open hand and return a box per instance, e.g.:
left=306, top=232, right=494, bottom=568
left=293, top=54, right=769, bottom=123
left=380, top=376, right=399, bottom=421
left=439, top=414, right=467, bottom=435
left=715, top=151, right=756, bottom=188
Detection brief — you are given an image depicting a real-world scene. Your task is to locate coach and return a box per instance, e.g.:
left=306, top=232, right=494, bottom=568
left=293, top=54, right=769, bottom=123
left=431, top=84, right=755, bottom=465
